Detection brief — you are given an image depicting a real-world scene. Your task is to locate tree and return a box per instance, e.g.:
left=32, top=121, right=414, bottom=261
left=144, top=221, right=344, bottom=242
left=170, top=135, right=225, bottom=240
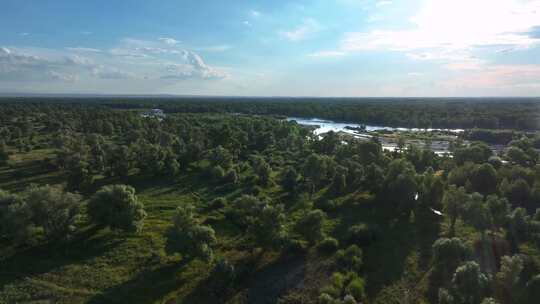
left=363, top=163, right=384, bottom=194
left=254, top=157, right=272, bottom=186
left=172, top=204, right=197, bottom=231
left=384, top=159, right=418, bottom=216
left=433, top=238, right=469, bottom=279
left=295, top=209, right=326, bottom=245
left=87, top=185, right=147, bottom=232
left=495, top=255, right=523, bottom=304
left=470, top=164, right=498, bottom=195
left=451, top=262, right=489, bottom=304
left=164, top=154, right=181, bottom=177
left=66, top=160, right=94, bottom=192
left=443, top=186, right=468, bottom=236
left=463, top=193, right=492, bottom=238
left=281, top=166, right=300, bottom=194
left=0, top=190, right=32, bottom=243
left=247, top=203, right=287, bottom=250
left=416, top=169, right=444, bottom=229
left=303, top=153, right=328, bottom=196
left=486, top=195, right=510, bottom=231
left=166, top=205, right=217, bottom=262
left=0, top=140, right=9, bottom=166
left=506, top=146, right=529, bottom=166
left=525, top=274, right=540, bottom=304
left=223, top=168, right=238, bottom=184
left=229, top=195, right=265, bottom=228
left=24, top=185, right=82, bottom=241
left=167, top=224, right=217, bottom=262
left=330, top=166, right=348, bottom=195
left=505, top=179, right=530, bottom=207
left=336, top=245, right=363, bottom=272
left=507, top=207, right=530, bottom=242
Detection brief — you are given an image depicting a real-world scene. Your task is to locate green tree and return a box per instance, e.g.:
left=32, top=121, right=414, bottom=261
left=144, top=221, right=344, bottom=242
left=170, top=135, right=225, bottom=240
left=464, top=193, right=492, bottom=238
left=24, top=185, right=82, bottom=241
left=66, top=160, right=94, bottom=192
left=486, top=195, right=510, bottom=231
left=443, top=186, right=468, bottom=236
left=451, top=262, right=489, bottom=304
left=495, top=255, right=523, bottom=304
left=281, top=166, right=300, bottom=194
left=0, top=140, right=9, bottom=166
left=166, top=223, right=217, bottom=262
left=303, top=153, right=328, bottom=196
left=247, top=203, right=287, bottom=250
left=470, top=163, right=498, bottom=195
left=0, top=190, right=32, bottom=243
left=432, top=237, right=469, bottom=279
left=295, top=209, right=326, bottom=245
left=87, top=185, right=147, bottom=232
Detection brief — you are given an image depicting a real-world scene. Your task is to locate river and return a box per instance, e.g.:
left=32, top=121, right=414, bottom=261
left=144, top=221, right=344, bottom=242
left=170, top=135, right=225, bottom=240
left=287, top=117, right=464, bottom=155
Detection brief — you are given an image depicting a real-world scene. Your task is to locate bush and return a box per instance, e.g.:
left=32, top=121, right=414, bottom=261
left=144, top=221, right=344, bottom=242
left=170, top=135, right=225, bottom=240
left=336, top=245, right=363, bottom=271
left=347, top=223, right=377, bottom=246
left=346, top=277, right=366, bottom=302
left=317, top=237, right=339, bottom=253
left=24, top=185, right=82, bottom=240
left=224, top=169, right=239, bottom=184
left=210, top=165, right=225, bottom=181
left=210, top=258, right=236, bottom=291
left=87, top=185, right=147, bottom=232
left=1, top=186, right=81, bottom=243
left=285, top=238, right=307, bottom=254
left=315, top=198, right=336, bottom=212
left=295, top=209, right=326, bottom=245
left=209, top=197, right=226, bottom=210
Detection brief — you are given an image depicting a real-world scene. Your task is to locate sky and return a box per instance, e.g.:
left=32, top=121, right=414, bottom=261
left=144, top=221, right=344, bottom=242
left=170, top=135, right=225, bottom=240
left=1, top=0, right=540, bottom=97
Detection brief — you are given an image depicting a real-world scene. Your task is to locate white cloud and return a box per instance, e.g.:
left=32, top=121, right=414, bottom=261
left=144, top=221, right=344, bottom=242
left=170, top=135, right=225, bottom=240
left=344, top=0, right=540, bottom=52
left=308, top=51, right=346, bottom=58
left=243, top=21, right=251, bottom=27
left=161, top=51, right=227, bottom=79
left=0, top=47, right=90, bottom=82
left=66, top=47, right=102, bottom=53
left=159, top=37, right=180, bottom=45
left=194, top=45, right=232, bottom=52
left=282, top=18, right=323, bottom=41
left=91, top=66, right=135, bottom=79
left=0, top=38, right=228, bottom=84
left=375, top=1, right=392, bottom=7
left=442, top=64, right=540, bottom=92
left=250, top=10, right=261, bottom=17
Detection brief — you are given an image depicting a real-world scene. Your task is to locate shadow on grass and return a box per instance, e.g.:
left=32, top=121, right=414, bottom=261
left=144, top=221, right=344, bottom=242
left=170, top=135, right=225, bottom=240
left=0, top=161, right=64, bottom=192
left=0, top=226, right=121, bottom=288
left=183, top=252, right=309, bottom=304
left=86, top=261, right=187, bottom=304
left=330, top=197, right=419, bottom=298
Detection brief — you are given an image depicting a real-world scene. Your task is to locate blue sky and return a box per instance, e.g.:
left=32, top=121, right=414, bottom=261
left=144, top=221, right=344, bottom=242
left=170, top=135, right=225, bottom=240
left=1, top=0, right=540, bottom=96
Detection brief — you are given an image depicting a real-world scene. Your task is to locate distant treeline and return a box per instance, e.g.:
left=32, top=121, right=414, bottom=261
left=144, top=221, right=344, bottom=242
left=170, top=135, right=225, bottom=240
left=2, top=96, right=540, bottom=130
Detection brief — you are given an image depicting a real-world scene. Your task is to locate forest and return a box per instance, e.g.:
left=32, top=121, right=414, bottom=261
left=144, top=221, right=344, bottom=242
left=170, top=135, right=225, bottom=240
left=1, top=99, right=540, bottom=304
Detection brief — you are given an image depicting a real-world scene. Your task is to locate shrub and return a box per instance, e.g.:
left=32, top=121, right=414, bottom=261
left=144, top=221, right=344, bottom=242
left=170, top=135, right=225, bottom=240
left=87, top=185, right=146, bottom=232
left=318, top=237, right=339, bottom=253
left=209, top=197, right=226, bottom=210
left=24, top=185, right=82, bottom=240
left=346, top=277, right=366, bottom=302
left=336, top=245, right=363, bottom=272
left=315, top=198, right=336, bottom=212
left=347, top=223, right=377, bottom=246
left=295, top=209, right=326, bottom=245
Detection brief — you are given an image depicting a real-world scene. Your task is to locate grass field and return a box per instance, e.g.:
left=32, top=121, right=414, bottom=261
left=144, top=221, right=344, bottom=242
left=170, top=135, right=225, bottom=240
left=0, top=148, right=445, bottom=303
